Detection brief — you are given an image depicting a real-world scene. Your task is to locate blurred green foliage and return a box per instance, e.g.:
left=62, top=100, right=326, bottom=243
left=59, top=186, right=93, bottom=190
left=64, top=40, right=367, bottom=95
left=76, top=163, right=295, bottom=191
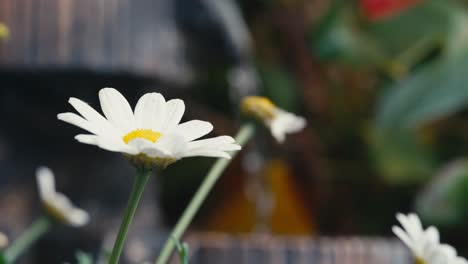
left=258, top=64, right=300, bottom=111
left=0, top=252, right=5, bottom=264
left=75, top=251, right=93, bottom=264
left=416, top=159, right=468, bottom=226
left=311, top=0, right=468, bottom=186
left=368, top=128, right=435, bottom=184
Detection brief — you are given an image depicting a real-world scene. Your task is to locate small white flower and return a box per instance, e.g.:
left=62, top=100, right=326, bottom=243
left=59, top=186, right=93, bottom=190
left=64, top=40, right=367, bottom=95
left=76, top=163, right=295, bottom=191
left=36, top=167, right=89, bottom=227
left=392, top=212, right=467, bottom=264
left=58, top=88, right=241, bottom=168
left=241, top=96, right=306, bottom=143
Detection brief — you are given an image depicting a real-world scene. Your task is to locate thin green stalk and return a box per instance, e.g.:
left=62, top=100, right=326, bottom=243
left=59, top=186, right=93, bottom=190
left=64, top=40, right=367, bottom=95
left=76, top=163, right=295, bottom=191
left=4, top=216, right=52, bottom=263
left=155, top=123, right=255, bottom=264
left=109, top=168, right=152, bottom=264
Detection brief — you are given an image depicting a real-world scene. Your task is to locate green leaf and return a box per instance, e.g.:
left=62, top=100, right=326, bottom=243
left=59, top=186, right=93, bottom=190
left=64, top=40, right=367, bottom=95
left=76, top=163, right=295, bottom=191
left=0, top=251, right=6, bottom=264
left=416, top=159, right=468, bottom=226
left=365, top=0, right=448, bottom=57
left=368, top=128, right=435, bottom=184
left=376, top=53, right=468, bottom=130
left=172, top=237, right=189, bottom=264
left=75, top=251, right=93, bottom=264
left=444, top=7, right=468, bottom=58
left=312, top=5, right=385, bottom=65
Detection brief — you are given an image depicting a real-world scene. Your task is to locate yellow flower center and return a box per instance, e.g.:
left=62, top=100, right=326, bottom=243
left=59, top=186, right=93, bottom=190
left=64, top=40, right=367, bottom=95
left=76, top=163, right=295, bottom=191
left=415, top=257, right=426, bottom=264
left=241, top=96, right=276, bottom=121
left=123, top=129, right=162, bottom=144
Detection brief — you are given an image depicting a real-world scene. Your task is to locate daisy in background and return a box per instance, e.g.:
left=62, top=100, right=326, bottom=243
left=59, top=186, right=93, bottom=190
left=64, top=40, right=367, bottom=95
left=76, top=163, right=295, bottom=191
left=0, top=23, right=8, bottom=39
left=392, top=212, right=467, bottom=264
left=241, top=96, right=306, bottom=143
left=58, top=88, right=241, bottom=169
left=0, top=232, right=8, bottom=249
left=36, top=167, right=89, bottom=227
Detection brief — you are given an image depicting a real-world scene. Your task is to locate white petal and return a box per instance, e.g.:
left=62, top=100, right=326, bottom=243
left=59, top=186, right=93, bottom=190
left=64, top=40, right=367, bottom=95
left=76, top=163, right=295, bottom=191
left=46, top=192, right=89, bottom=227
left=68, top=97, right=107, bottom=124
left=134, top=93, right=166, bottom=130
left=270, top=111, right=306, bottom=143
left=407, top=213, right=424, bottom=241
left=98, top=88, right=135, bottom=133
left=181, top=149, right=231, bottom=159
left=136, top=134, right=187, bottom=158
left=424, top=226, right=440, bottom=244
left=135, top=140, right=172, bottom=158
left=396, top=213, right=420, bottom=240
left=74, top=134, right=98, bottom=145
left=159, top=99, right=185, bottom=132
left=75, top=135, right=138, bottom=155
left=36, top=167, right=56, bottom=200
left=187, top=136, right=241, bottom=151
left=173, top=120, right=213, bottom=141
left=58, top=113, right=100, bottom=135
left=65, top=208, right=90, bottom=227
left=68, top=98, right=120, bottom=137
left=439, top=244, right=457, bottom=259
left=392, top=226, right=415, bottom=253
left=270, top=124, right=286, bottom=143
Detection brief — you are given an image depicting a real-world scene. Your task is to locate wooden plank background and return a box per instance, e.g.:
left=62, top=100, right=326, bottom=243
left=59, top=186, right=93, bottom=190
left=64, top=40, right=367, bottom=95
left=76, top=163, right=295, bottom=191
left=183, top=233, right=411, bottom=264
left=0, top=0, right=193, bottom=84
left=113, top=232, right=412, bottom=264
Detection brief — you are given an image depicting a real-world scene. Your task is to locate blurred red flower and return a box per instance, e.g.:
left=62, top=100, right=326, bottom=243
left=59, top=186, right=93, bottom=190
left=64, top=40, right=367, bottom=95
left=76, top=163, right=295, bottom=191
left=360, top=0, right=423, bottom=21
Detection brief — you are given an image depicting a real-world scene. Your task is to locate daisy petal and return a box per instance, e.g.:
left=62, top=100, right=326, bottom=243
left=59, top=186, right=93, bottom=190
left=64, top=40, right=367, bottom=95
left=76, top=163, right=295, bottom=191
left=99, top=88, right=135, bottom=133
left=270, top=125, right=286, bottom=143
left=68, top=98, right=119, bottom=137
left=134, top=92, right=166, bottom=130
left=74, top=134, right=98, bottom=145
left=36, top=167, right=56, bottom=200
left=187, top=136, right=240, bottom=151
left=58, top=113, right=100, bottom=135
left=439, top=244, right=457, bottom=259
left=425, top=226, right=440, bottom=244
left=69, top=97, right=107, bottom=124
left=182, top=149, right=231, bottom=159
left=174, top=120, right=213, bottom=141
left=134, top=139, right=172, bottom=158
left=392, top=226, right=415, bottom=252
left=66, top=208, right=90, bottom=227
left=159, top=99, right=185, bottom=132
left=75, top=135, right=137, bottom=155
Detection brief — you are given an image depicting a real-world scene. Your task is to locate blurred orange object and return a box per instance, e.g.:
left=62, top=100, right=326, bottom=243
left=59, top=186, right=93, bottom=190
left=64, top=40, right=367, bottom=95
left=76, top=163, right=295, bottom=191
left=360, top=0, right=423, bottom=21
left=205, top=159, right=315, bottom=235
left=267, top=160, right=315, bottom=235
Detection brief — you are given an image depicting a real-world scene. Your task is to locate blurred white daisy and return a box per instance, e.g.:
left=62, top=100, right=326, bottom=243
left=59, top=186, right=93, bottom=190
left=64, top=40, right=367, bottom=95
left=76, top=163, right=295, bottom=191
left=0, top=23, right=8, bottom=39
left=58, top=88, right=241, bottom=168
left=241, top=96, right=305, bottom=143
left=0, top=232, right=8, bottom=248
left=36, top=167, right=89, bottom=227
left=392, top=212, right=467, bottom=264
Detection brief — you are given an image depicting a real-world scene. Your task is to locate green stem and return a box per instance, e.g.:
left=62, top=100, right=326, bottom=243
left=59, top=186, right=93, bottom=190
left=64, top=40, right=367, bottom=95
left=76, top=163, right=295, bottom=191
left=109, top=168, right=152, bottom=264
left=155, top=123, right=255, bottom=264
left=4, top=216, right=52, bottom=263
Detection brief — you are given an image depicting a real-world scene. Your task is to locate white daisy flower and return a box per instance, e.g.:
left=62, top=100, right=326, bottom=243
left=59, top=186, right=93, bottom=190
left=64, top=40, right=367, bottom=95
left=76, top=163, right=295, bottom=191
left=36, top=167, right=89, bottom=227
left=392, top=212, right=467, bottom=264
left=241, top=96, right=306, bottom=143
left=58, top=88, right=241, bottom=168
